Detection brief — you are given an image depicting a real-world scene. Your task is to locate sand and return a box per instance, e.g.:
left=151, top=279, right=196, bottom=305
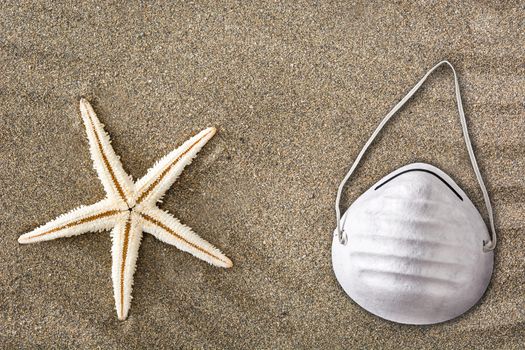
left=0, top=1, right=523, bottom=349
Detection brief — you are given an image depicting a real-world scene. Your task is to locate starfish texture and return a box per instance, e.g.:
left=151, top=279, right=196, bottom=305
left=19, top=99, right=232, bottom=320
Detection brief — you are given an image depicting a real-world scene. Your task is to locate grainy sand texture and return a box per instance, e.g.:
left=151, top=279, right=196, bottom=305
left=0, top=1, right=523, bottom=349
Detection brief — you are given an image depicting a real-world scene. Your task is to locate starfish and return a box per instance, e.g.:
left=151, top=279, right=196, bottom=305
left=18, top=99, right=233, bottom=320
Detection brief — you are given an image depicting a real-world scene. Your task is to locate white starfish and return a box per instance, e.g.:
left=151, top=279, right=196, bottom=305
left=19, top=99, right=233, bottom=320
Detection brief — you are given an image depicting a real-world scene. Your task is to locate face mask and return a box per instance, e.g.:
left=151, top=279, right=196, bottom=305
left=332, top=61, right=497, bottom=325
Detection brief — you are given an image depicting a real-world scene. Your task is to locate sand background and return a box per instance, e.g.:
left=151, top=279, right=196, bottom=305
left=0, top=1, right=523, bottom=349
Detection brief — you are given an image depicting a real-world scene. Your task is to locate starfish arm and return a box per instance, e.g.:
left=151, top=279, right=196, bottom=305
left=18, top=199, right=125, bottom=244
left=139, top=206, right=232, bottom=268
left=79, top=99, right=134, bottom=205
left=111, top=212, right=143, bottom=320
left=133, top=127, right=216, bottom=207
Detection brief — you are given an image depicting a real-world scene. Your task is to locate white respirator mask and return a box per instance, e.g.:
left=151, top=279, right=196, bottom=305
left=332, top=61, right=496, bottom=325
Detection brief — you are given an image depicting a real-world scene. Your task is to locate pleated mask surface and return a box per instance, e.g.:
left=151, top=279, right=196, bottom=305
left=332, top=61, right=497, bottom=325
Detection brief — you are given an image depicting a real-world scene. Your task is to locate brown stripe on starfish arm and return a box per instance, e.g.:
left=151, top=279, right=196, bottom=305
left=136, top=130, right=212, bottom=204
left=30, top=210, right=122, bottom=239
left=139, top=213, right=229, bottom=265
left=120, top=220, right=131, bottom=315
left=85, top=113, right=127, bottom=202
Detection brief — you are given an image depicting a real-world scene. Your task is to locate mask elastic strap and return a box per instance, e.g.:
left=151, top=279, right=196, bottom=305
left=335, top=60, right=496, bottom=252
